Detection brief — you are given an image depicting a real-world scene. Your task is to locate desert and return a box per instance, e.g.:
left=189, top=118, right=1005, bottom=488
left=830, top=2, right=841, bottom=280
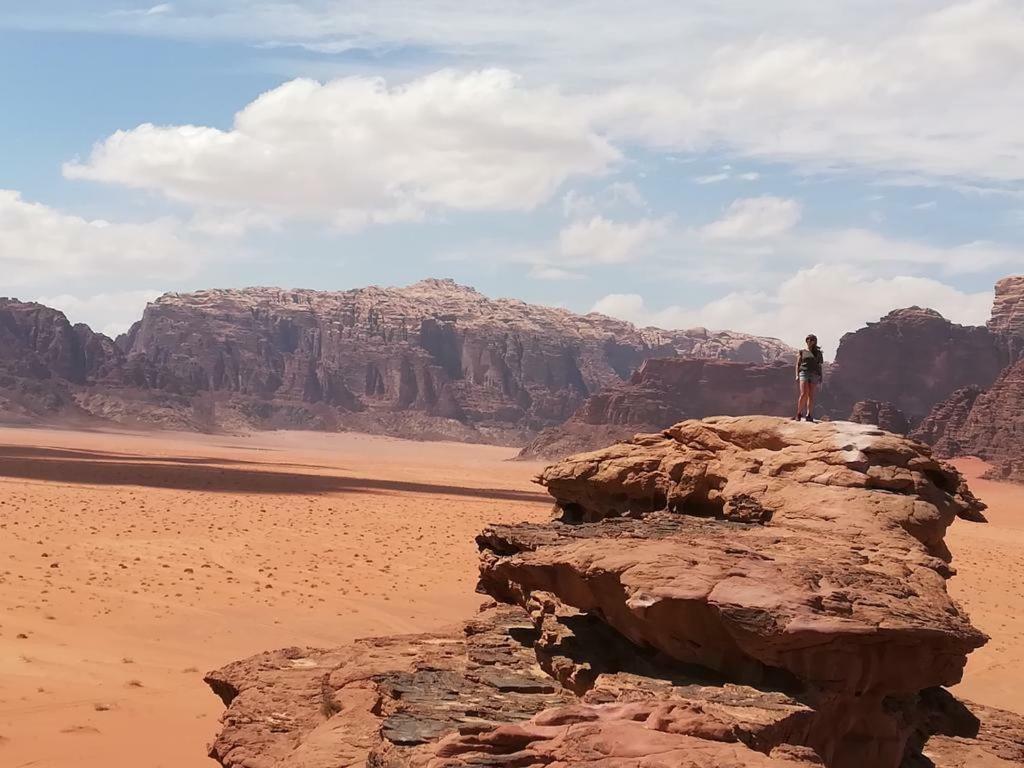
left=5, top=4, right=1024, bottom=763
left=0, top=420, right=1022, bottom=767
left=0, top=426, right=551, bottom=768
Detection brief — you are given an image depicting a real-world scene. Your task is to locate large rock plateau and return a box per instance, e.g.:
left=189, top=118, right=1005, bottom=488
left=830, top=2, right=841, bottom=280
left=205, top=416, right=1024, bottom=768
left=0, top=282, right=792, bottom=442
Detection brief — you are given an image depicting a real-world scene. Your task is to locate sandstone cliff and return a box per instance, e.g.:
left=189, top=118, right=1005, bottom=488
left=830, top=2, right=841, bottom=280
left=912, top=361, right=1024, bottom=483
left=520, top=357, right=795, bottom=459
left=826, top=307, right=1006, bottom=425
left=989, top=275, right=1024, bottom=360
left=0, top=282, right=793, bottom=442
left=908, top=276, right=1024, bottom=481
left=205, top=416, right=1023, bottom=768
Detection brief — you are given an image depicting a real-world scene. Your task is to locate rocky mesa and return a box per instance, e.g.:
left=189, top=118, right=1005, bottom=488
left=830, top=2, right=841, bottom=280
left=0, top=281, right=792, bottom=442
left=204, top=416, right=1023, bottom=768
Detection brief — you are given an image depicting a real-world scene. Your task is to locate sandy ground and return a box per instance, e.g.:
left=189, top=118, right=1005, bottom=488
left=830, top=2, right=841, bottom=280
left=0, top=427, right=551, bottom=768
left=0, top=429, right=1020, bottom=768
left=948, top=457, right=1024, bottom=714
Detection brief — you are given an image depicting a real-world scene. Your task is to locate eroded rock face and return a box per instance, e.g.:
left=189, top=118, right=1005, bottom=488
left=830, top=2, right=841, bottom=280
left=1, top=282, right=793, bottom=440
left=826, top=307, right=1005, bottom=425
left=520, top=358, right=796, bottom=459
left=848, top=400, right=910, bottom=435
left=989, top=275, right=1024, bottom=360
left=0, top=299, right=122, bottom=384
left=912, top=361, right=1024, bottom=483
left=206, top=416, right=1018, bottom=768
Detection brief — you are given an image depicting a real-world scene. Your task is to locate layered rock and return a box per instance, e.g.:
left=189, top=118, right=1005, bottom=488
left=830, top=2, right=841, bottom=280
left=1, top=282, right=793, bottom=440
left=989, top=275, right=1024, bottom=360
left=913, top=361, right=1024, bottom=483
left=206, top=416, right=1023, bottom=768
left=0, top=298, right=122, bottom=384
left=826, top=307, right=1006, bottom=425
left=520, top=358, right=795, bottom=459
left=848, top=400, right=910, bottom=435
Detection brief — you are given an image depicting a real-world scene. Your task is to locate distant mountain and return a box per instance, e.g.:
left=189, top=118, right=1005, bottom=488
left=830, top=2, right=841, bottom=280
left=520, top=276, right=1024, bottom=465
left=0, top=279, right=793, bottom=443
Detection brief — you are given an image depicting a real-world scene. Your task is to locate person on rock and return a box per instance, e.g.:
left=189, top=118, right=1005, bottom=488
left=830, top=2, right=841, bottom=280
left=795, top=334, right=824, bottom=422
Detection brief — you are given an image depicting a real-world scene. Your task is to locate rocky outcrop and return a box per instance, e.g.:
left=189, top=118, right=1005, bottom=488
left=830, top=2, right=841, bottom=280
left=0, top=282, right=793, bottom=440
left=912, top=361, right=1024, bottom=483
left=206, top=416, right=1023, bottom=768
left=0, top=298, right=122, bottom=384
left=826, top=307, right=1006, bottom=425
left=520, top=358, right=795, bottom=459
left=848, top=400, right=910, bottom=435
left=911, top=388, right=984, bottom=458
left=989, top=275, right=1024, bottom=360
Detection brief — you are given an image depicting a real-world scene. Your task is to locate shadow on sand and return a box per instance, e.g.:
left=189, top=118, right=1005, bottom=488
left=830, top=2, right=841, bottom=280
left=0, top=445, right=550, bottom=502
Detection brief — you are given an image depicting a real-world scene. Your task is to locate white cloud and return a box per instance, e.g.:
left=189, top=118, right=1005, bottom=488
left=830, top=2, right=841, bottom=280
left=0, top=189, right=201, bottom=285
left=701, top=196, right=802, bottom=240
left=65, top=70, right=618, bottom=229
left=695, top=173, right=730, bottom=185
left=34, top=290, right=163, bottom=337
left=591, top=263, right=995, bottom=355
left=559, top=216, right=669, bottom=265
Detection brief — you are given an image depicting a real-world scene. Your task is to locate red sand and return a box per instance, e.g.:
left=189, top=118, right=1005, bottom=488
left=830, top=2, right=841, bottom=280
left=0, top=429, right=1019, bottom=767
left=0, top=427, right=550, bottom=768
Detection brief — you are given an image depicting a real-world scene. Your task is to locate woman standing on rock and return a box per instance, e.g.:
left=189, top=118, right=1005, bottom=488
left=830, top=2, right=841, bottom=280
left=795, top=334, right=824, bottom=422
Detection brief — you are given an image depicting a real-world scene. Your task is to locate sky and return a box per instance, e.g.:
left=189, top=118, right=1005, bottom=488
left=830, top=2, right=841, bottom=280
left=1, top=1, right=1023, bottom=353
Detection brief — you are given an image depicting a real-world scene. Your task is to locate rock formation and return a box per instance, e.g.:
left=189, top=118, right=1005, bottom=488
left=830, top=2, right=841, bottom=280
left=912, top=361, right=1024, bottom=483
left=0, top=282, right=793, bottom=441
left=848, top=400, right=910, bottom=435
left=520, top=358, right=795, bottom=459
left=989, top=275, right=1024, bottom=360
left=826, top=307, right=1006, bottom=426
left=205, top=416, right=1024, bottom=767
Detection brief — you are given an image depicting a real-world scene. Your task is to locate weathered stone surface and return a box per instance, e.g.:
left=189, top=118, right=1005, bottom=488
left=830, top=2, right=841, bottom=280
left=912, top=361, right=1024, bottom=483
left=989, top=275, right=1024, bottom=360
left=205, top=601, right=827, bottom=768
left=910, top=388, right=984, bottom=458
left=520, top=358, right=795, bottom=459
left=206, top=416, right=1014, bottom=768
left=848, top=400, right=910, bottom=435
left=480, top=417, right=991, bottom=766
left=826, top=307, right=1006, bottom=425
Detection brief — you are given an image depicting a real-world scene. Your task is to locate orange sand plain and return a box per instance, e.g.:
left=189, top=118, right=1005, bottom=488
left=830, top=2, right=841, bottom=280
left=0, top=427, right=550, bottom=768
left=0, top=429, right=1020, bottom=768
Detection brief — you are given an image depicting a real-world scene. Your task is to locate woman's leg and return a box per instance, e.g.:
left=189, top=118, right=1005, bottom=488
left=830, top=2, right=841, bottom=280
left=806, top=380, right=818, bottom=420
left=797, top=380, right=809, bottom=418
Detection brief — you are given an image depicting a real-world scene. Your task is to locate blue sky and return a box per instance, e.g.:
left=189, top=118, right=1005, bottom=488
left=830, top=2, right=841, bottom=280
left=1, top=1, right=1022, bottom=352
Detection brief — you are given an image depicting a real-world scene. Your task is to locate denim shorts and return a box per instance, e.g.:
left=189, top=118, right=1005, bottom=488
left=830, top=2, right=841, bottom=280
left=798, top=372, right=820, bottom=383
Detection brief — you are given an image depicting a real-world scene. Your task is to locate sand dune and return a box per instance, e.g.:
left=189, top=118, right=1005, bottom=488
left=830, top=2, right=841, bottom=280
left=0, top=428, right=1019, bottom=767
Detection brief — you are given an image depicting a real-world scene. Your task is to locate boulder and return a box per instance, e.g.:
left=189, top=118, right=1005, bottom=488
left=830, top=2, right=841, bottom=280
left=848, top=400, right=910, bottom=435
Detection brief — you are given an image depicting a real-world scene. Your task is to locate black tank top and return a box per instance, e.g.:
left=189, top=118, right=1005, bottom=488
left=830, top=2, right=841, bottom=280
left=799, top=347, right=823, bottom=375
